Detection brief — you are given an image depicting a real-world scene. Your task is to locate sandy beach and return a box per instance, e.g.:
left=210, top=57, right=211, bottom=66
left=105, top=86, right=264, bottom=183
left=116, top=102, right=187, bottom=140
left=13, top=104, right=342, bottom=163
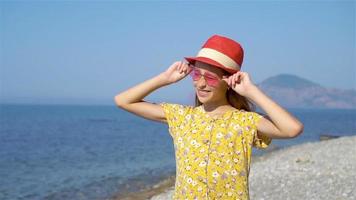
left=112, top=135, right=356, bottom=200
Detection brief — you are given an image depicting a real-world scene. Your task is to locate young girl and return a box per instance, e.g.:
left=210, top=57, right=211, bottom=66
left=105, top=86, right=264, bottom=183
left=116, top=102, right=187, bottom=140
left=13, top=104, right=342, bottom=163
left=114, top=34, right=303, bottom=200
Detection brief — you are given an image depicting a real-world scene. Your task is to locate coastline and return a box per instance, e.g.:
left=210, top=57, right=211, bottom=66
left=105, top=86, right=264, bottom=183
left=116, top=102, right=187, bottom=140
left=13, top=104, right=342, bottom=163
left=111, top=135, right=356, bottom=200
left=110, top=174, right=175, bottom=200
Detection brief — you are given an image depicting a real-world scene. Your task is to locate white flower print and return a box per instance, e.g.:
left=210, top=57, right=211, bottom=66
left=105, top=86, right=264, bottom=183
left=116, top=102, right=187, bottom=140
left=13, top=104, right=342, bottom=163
left=197, top=186, right=203, bottom=192
left=215, top=160, right=221, bottom=165
left=233, top=124, right=241, bottom=130
left=185, top=165, right=191, bottom=170
left=199, top=148, right=205, bottom=153
left=192, top=129, right=198, bottom=134
left=206, top=125, right=212, bottom=131
left=187, top=177, right=193, bottom=184
left=235, top=150, right=241, bottom=155
left=231, top=169, right=238, bottom=176
left=227, top=191, right=233, bottom=196
left=190, top=140, right=197, bottom=145
left=178, top=109, right=184, bottom=115
left=192, top=180, right=197, bottom=186
left=225, top=183, right=231, bottom=188
left=178, top=137, right=183, bottom=143
left=212, top=171, right=219, bottom=178
left=199, top=161, right=207, bottom=167
left=216, top=132, right=223, bottom=139
left=233, top=158, right=239, bottom=163
left=185, top=114, right=192, bottom=120
left=228, top=142, right=234, bottom=147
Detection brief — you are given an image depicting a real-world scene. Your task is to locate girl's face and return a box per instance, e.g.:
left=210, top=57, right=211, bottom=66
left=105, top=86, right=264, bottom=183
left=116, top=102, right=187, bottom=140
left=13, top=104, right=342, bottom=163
left=189, top=61, right=230, bottom=104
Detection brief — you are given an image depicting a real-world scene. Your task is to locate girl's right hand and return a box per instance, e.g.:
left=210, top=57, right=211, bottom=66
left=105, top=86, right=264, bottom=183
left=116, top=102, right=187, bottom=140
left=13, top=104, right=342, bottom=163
left=162, top=61, right=193, bottom=84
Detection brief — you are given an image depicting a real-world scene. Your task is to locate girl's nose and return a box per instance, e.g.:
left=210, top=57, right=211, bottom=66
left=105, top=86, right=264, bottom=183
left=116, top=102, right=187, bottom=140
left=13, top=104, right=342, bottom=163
left=196, top=76, right=207, bottom=86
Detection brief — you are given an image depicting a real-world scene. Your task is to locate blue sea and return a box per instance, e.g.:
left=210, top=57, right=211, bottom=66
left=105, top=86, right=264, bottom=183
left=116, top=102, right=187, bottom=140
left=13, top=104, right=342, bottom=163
left=0, top=104, right=355, bottom=200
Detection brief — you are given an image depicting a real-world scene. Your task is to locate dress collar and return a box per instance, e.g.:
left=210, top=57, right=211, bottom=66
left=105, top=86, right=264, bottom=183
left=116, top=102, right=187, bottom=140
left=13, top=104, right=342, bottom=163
left=198, top=105, right=239, bottom=121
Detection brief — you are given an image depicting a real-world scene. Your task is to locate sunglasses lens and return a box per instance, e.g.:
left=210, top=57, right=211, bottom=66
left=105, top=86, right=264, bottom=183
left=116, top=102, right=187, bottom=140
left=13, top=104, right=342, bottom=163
left=190, top=70, right=220, bottom=87
left=204, top=72, right=219, bottom=86
left=206, top=79, right=219, bottom=86
left=190, top=70, right=201, bottom=81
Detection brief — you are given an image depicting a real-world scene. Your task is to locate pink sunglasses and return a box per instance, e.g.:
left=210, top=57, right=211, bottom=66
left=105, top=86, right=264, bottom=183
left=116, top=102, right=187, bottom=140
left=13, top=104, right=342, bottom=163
left=188, top=64, right=223, bottom=87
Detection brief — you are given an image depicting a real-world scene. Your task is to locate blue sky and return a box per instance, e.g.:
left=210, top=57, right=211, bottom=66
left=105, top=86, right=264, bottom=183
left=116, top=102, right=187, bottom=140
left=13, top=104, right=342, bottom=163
left=1, top=1, right=355, bottom=105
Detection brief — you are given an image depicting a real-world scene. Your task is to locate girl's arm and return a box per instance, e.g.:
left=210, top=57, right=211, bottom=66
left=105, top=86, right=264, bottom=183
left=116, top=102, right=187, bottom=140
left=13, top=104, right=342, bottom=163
left=247, top=85, right=304, bottom=138
left=223, top=71, right=304, bottom=139
left=114, top=61, right=192, bottom=123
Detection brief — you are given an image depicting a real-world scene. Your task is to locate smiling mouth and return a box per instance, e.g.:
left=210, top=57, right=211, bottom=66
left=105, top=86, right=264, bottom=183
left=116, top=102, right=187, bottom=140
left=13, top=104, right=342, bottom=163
left=197, top=90, right=211, bottom=96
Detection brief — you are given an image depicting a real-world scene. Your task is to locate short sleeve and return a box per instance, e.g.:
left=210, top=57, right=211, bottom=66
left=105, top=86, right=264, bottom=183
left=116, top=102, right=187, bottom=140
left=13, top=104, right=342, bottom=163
left=250, top=112, right=272, bottom=149
left=159, top=102, right=190, bottom=138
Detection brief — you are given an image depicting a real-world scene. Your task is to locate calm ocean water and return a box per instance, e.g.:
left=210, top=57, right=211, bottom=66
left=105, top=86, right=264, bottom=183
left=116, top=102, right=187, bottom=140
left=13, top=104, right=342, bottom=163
left=0, top=104, right=355, bottom=200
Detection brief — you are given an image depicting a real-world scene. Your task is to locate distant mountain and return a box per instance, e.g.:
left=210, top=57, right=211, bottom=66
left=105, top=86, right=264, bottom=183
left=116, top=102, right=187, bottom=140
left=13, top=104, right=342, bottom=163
left=256, top=74, right=356, bottom=109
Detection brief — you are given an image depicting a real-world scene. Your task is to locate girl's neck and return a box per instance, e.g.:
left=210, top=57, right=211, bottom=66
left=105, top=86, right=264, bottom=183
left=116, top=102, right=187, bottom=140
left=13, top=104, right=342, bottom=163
left=202, top=100, right=232, bottom=113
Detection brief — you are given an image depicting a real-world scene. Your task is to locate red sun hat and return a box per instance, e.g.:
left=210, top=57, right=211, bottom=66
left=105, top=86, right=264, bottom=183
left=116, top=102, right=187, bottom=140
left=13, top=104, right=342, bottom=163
left=184, top=34, right=244, bottom=74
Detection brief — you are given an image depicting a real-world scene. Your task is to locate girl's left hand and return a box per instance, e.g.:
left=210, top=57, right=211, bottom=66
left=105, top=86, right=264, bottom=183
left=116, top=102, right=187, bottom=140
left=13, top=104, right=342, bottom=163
left=222, top=71, right=256, bottom=97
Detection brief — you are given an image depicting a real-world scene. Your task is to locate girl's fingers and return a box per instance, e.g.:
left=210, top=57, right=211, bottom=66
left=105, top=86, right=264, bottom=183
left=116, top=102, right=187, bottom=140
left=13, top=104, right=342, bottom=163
left=183, top=62, right=192, bottom=74
left=184, top=63, right=189, bottom=73
left=177, top=63, right=181, bottom=72
left=188, top=64, right=193, bottom=72
left=232, top=73, right=239, bottom=86
left=232, top=75, right=236, bottom=84
left=179, top=62, right=183, bottom=73
left=235, top=73, right=240, bottom=83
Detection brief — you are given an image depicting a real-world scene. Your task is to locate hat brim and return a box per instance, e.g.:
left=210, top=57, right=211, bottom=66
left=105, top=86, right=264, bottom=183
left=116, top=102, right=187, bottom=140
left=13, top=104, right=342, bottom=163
left=184, top=56, right=238, bottom=74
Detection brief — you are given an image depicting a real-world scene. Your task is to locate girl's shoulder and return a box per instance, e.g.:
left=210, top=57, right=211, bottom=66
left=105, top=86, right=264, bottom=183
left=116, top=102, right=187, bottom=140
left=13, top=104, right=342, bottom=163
left=159, top=102, right=194, bottom=109
left=229, top=109, right=264, bottom=125
left=158, top=102, right=195, bottom=117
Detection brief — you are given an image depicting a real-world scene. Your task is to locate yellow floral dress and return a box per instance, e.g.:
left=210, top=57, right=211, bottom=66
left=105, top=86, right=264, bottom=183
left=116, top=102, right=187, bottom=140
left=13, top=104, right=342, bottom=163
left=159, top=102, right=272, bottom=200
